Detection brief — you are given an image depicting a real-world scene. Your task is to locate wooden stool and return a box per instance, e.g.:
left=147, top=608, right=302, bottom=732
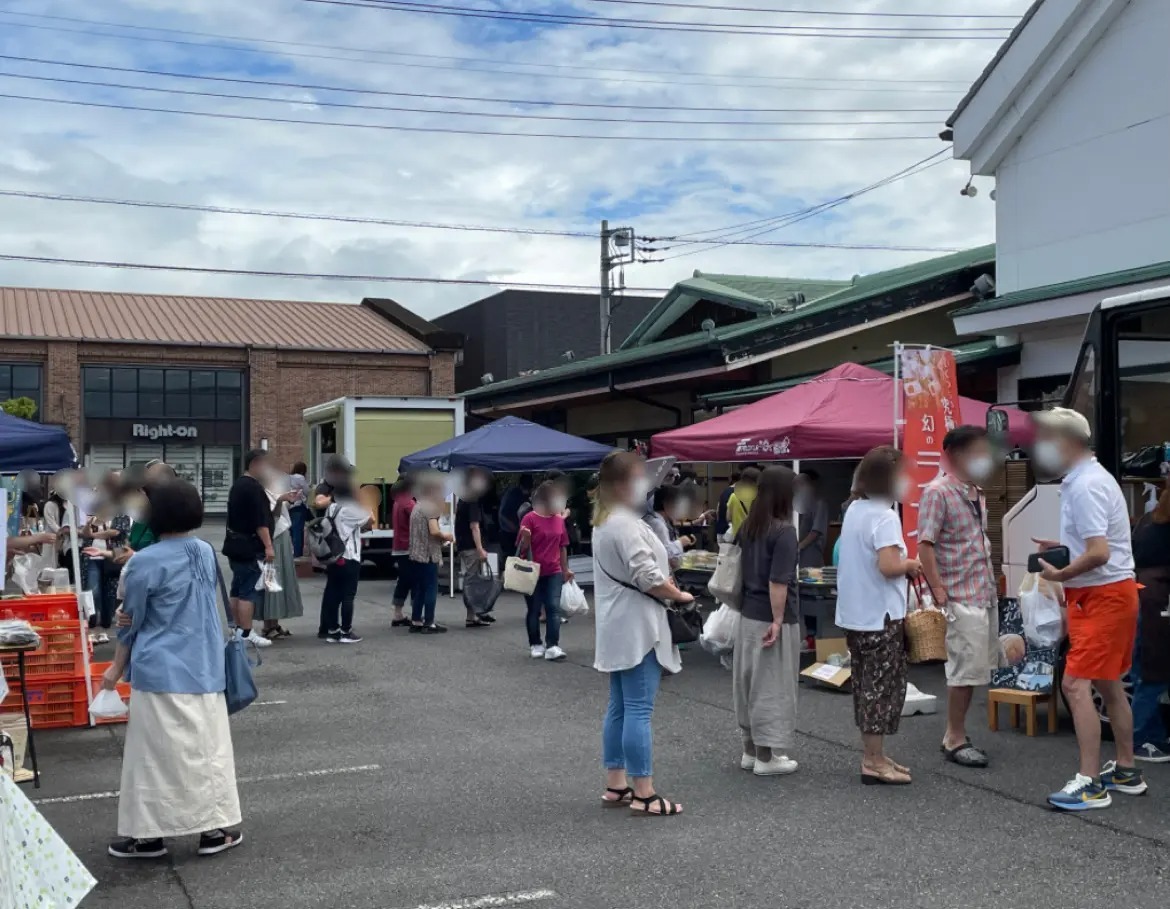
left=987, top=688, right=1059, bottom=736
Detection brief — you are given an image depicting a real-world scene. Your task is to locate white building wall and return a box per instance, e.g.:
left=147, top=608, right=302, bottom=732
left=994, top=0, right=1170, bottom=295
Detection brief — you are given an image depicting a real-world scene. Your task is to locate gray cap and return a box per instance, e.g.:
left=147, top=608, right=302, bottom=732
left=325, top=453, right=355, bottom=473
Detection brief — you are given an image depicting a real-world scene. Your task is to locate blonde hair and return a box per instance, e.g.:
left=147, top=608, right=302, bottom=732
left=1034, top=406, right=1091, bottom=442
left=592, top=450, right=642, bottom=528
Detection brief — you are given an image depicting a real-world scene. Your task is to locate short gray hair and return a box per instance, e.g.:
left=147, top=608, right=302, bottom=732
left=1033, top=406, right=1091, bottom=443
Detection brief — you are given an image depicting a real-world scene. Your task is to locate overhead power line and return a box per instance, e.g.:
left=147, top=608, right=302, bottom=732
left=574, top=0, right=1020, bottom=18
left=0, top=16, right=971, bottom=94
left=0, top=253, right=670, bottom=293
left=0, top=54, right=958, bottom=114
left=0, top=92, right=940, bottom=142
left=304, top=0, right=1011, bottom=38
left=0, top=188, right=960, bottom=253
left=0, top=71, right=945, bottom=127
left=0, top=10, right=978, bottom=87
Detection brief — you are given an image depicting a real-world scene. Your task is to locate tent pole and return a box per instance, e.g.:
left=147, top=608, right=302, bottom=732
left=792, top=459, right=802, bottom=540
left=449, top=493, right=458, bottom=599
left=67, top=497, right=96, bottom=727
left=893, top=343, right=902, bottom=450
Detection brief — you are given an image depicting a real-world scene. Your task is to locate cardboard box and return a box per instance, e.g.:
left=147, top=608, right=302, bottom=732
left=800, top=662, right=851, bottom=689
left=815, top=637, right=848, bottom=663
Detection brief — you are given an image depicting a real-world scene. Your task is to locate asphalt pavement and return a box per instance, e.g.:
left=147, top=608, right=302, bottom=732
left=21, top=524, right=1170, bottom=909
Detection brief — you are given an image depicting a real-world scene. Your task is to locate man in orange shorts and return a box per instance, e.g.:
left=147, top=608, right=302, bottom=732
left=1032, top=408, right=1144, bottom=811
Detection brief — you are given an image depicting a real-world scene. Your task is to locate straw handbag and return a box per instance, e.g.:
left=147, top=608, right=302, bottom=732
left=905, top=579, right=947, bottom=664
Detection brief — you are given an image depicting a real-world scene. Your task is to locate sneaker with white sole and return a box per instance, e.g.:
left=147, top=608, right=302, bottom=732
left=544, top=645, right=567, bottom=662
left=197, top=829, right=243, bottom=856
left=530, top=645, right=546, bottom=659
left=754, top=754, right=799, bottom=776
left=739, top=753, right=755, bottom=771
left=108, top=837, right=167, bottom=859
left=1135, top=742, right=1170, bottom=763
left=236, top=628, right=272, bottom=649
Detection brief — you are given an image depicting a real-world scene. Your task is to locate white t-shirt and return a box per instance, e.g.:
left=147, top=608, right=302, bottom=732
left=1059, top=457, right=1134, bottom=589
left=835, top=498, right=908, bottom=632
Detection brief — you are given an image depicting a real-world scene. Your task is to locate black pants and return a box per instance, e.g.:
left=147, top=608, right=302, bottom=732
left=319, top=560, right=361, bottom=634
left=392, top=554, right=414, bottom=608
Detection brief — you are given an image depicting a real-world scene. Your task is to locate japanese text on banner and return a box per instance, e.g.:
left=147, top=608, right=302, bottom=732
left=899, top=347, right=960, bottom=557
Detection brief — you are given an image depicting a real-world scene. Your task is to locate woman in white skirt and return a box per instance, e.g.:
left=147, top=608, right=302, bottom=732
left=733, top=465, right=802, bottom=776
left=102, top=478, right=242, bottom=859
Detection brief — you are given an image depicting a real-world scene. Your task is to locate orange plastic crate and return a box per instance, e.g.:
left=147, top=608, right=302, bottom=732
left=1, top=620, right=89, bottom=682
left=0, top=594, right=81, bottom=624
left=1, top=678, right=87, bottom=729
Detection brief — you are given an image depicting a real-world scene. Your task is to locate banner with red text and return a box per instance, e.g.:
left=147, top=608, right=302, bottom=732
left=899, top=346, right=960, bottom=557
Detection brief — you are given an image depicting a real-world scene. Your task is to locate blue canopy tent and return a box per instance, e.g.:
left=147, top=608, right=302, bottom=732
left=0, top=412, right=75, bottom=472
left=399, top=416, right=613, bottom=473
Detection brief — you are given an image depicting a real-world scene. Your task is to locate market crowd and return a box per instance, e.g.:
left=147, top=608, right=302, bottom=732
left=4, top=404, right=1167, bottom=850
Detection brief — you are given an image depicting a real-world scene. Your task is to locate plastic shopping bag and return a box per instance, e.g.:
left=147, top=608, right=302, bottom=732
left=88, top=688, right=129, bottom=720
left=700, top=603, right=739, bottom=658
left=1018, top=572, right=1065, bottom=650
left=256, top=561, right=283, bottom=593
left=561, top=580, right=589, bottom=618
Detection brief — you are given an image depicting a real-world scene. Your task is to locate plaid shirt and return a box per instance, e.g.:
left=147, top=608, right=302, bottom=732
left=917, top=473, right=996, bottom=607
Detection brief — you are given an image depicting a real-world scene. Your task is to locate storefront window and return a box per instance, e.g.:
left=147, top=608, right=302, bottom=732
left=0, top=363, right=44, bottom=418
left=83, top=365, right=244, bottom=420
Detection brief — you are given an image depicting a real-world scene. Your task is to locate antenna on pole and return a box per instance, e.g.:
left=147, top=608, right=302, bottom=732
left=600, top=221, right=636, bottom=355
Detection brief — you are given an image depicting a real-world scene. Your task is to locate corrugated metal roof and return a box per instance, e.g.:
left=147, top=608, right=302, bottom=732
left=952, top=258, right=1170, bottom=318
left=0, top=286, right=430, bottom=353
left=701, top=339, right=1020, bottom=407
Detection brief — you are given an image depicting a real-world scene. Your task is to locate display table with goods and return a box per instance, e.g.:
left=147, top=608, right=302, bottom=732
left=675, top=549, right=717, bottom=600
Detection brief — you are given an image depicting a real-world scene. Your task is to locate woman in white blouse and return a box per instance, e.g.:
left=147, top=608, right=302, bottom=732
left=592, top=451, right=693, bottom=817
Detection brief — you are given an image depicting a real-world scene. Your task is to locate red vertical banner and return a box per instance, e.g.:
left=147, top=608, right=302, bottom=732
left=899, top=347, right=960, bottom=557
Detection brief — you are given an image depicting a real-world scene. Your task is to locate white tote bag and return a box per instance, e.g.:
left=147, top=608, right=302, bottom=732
left=503, top=556, right=540, bottom=595
left=707, top=541, right=744, bottom=611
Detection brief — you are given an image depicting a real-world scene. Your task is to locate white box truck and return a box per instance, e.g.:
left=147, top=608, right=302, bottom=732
left=302, top=396, right=464, bottom=570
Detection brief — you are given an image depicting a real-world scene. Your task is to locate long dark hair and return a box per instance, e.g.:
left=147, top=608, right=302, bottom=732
left=740, top=465, right=795, bottom=542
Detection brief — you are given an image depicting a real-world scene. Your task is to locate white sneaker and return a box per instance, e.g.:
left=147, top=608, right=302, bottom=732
left=530, top=645, right=546, bottom=659
left=739, top=753, right=755, bottom=771
left=544, top=645, right=567, bottom=662
left=237, top=628, right=272, bottom=648
left=754, top=754, right=799, bottom=776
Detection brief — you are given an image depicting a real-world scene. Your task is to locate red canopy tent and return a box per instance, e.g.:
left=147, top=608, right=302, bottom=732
left=651, top=362, right=1029, bottom=462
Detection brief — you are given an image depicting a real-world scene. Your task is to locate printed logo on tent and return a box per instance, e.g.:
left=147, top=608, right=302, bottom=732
left=734, top=436, right=791, bottom=457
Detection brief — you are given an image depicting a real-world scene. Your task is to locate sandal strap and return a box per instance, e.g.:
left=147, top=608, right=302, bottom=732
left=632, top=794, right=678, bottom=815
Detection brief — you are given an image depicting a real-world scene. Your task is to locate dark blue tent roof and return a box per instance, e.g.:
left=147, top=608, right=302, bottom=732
left=0, top=412, right=76, bottom=472
left=399, top=416, right=613, bottom=473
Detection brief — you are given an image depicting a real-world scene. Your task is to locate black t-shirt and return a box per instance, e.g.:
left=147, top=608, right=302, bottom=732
left=738, top=521, right=799, bottom=625
left=455, top=500, right=482, bottom=553
left=1133, top=517, right=1170, bottom=572
left=227, top=475, right=274, bottom=537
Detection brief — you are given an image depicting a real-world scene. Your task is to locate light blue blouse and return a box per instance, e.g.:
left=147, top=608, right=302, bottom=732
left=117, top=536, right=226, bottom=695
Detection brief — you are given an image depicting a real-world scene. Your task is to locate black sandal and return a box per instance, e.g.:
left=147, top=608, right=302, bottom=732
left=602, top=786, right=633, bottom=807
left=630, top=794, right=682, bottom=817
left=275, top=625, right=292, bottom=638
left=466, top=618, right=490, bottom=628
left=391, top=618, right=412, bottom=627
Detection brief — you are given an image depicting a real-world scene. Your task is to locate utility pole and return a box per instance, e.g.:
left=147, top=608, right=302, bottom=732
left=600, top=220, right=635, bottom=356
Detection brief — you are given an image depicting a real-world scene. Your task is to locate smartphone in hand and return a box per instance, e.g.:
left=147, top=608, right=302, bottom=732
left=1028, top=546, right=1070, bottom=574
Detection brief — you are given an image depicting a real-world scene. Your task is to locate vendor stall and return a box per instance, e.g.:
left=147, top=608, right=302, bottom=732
left=398, top=416, right=615, bottom=595
left=0, top=412, right=75, bottom=473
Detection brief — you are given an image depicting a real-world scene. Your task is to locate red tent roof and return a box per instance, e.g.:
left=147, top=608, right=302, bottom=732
left=651, top=362, right=1028, bottom=462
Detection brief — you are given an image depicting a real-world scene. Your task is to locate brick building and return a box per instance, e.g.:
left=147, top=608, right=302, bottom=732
left=0, top=287, right=460, bottom=512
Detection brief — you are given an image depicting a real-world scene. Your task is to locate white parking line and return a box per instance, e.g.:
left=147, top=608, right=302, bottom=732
left=254, top=700, right=288, bottom=706
left=401, top=890, right=558, bottom=909
left=33, top=764, right=382, bottom=805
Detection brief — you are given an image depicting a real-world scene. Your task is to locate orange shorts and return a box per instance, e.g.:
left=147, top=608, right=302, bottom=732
left=1064, top=578, right=1139, bottom=681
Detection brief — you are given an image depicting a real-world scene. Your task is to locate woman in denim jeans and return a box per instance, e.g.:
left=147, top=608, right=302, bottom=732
left=591, top=451, right=692, bottom=817
left=408, top=475, right=452, bottom=634
left=518, top=481, right=574, bottom=661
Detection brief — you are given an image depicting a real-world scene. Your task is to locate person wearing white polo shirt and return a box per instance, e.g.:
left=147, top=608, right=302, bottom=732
left=1031, top=407, right=1144, bottom=811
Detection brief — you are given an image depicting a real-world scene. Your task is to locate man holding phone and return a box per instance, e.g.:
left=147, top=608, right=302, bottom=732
left=918, top=425, right=999, bottom=769
left=1031, top=407, right=1143, bottom=811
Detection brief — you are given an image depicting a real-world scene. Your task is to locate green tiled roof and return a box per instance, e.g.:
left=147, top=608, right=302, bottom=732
left=702, top=339, right=1020, bottom=407
left=618, top=273, right=848, bottom=350
left=953, top=258, right=1170, bottom=318
left=463, top=244, right=996, bottom=401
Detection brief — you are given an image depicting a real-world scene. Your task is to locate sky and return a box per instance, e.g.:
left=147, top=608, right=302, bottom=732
left=0, top=0, right=1033, bottom=318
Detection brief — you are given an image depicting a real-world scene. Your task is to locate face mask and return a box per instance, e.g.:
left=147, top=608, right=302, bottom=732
left=667, top=505, right=686, bottom=521
left=737, top=485, right=757, bottom=507
left=630, top=477, right=651, bottom=506
left=894, top=476, right=913, bottom=502
left=965, top=455, right=994, bottom=484
left=551, top=496, right=567, bottom=513
left=1033, top=440, right=1067, bottom=475
left=469, top=479, right=488, bottom=495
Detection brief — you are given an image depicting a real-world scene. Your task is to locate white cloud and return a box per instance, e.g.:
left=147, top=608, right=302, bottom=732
left=0, top=0, right=1030, bottom=317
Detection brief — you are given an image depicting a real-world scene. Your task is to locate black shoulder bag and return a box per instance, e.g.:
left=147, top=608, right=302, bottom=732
left=595, top=554, right=701, bottom=646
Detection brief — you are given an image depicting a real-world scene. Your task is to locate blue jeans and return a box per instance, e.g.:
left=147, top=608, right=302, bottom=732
left=1132, top=610, right=1169, bottom=746
left=85, top=559, right=114, bottom=628
left=290, top=505, right=309, bottom=558
left=393, top=555, right=414, bottom=609
left=603, top=650, right=661, bottom=779
left=411, top=562, right=439, bottom=625
left=525, top=572, right=563, bottom=647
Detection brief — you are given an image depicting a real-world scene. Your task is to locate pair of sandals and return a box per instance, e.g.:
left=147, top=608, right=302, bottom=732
left=860, top=759, right=913, bottom=785
left=466, top=614, right=496, bottom=628
left=941, top=738, right=989, bottom=768
left=262, top=625, right=292, bottom=640
left=602, top=787, right=682, bottom=817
